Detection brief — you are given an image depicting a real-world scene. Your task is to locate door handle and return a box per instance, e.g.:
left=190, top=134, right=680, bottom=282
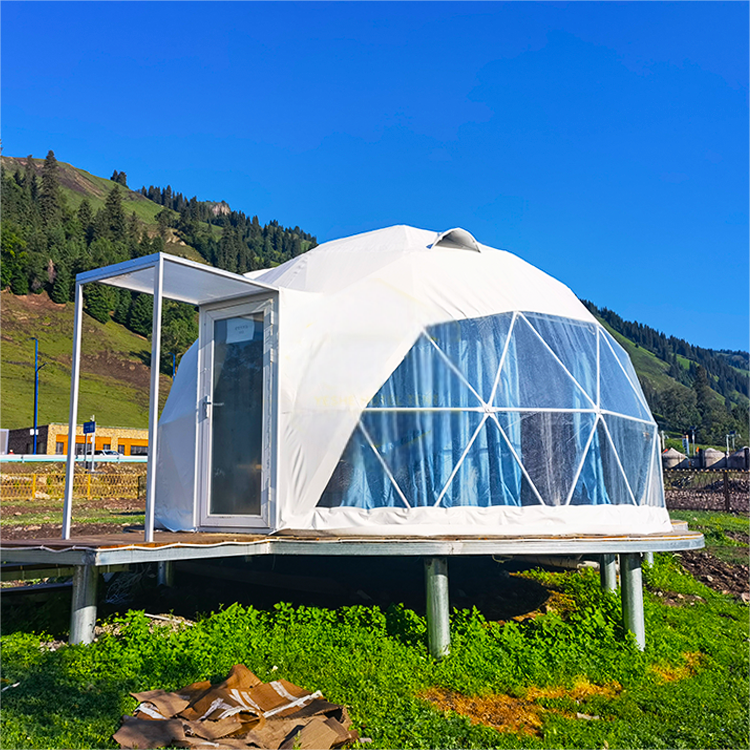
left=203, top=397, right=224, bottom=419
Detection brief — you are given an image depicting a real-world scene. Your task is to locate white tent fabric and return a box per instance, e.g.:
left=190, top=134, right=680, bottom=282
left=155, top=341, right=199, bottom=531
left=155, top=225, right=670, bottom=536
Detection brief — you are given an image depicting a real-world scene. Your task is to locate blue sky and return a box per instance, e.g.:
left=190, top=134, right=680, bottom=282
left=3, top=1, right=747, bottom=351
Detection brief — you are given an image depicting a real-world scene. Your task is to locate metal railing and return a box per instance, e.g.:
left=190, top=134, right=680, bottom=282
left=663, top=469, right=749, bottom=513
left=1, top=472, right=145, bottom=501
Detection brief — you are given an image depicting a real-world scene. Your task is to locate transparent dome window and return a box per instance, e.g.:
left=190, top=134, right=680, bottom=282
left=319, top=312, right=663, bottom=510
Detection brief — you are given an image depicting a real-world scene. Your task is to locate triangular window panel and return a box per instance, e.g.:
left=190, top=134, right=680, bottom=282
left=523, top=313, right=598, bottom=404
left=426, top=313, right=515, bottom=403
left=493, top=410, right=596, bottom=506
left=644, top=445, right=666, bottom=508
left=570, top=420, right=634, bottom=506
left=360, top=410, right=482, bottom=508
left=598, top=334, right=652, bottom=420
left=601, top=330, right=651, bottom=411
left=439, top=413, right=540, bottom=507
left=603, top=415, right=656, bottom=505
left=317, top=423, right=408, bottom=509
left=494, top=315, right=593, bottom=409
left=367, top=333, right=482, bottom=409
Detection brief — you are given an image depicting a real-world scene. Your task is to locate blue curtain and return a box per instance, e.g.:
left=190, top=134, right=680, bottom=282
left=318, top=313, right=655, bottom=510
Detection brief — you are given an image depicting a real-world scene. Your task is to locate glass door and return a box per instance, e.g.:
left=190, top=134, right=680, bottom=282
left=199, top=298, right=275, bottom=529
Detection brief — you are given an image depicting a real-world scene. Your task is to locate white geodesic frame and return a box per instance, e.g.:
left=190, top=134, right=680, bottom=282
left=333, top=311, right=662, bottom=511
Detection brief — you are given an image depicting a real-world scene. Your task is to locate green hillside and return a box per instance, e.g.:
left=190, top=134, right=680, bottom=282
left=1, top=290, right=171, bottom=429
left=600, top=320, right=675, bottom=392
left=1, top=155, right=159, bottom=218
left=0, top=155, right=208, bottom=264
left=0, top=150, right=317, bottom=431
left=588, top=305, right=747, bottom=446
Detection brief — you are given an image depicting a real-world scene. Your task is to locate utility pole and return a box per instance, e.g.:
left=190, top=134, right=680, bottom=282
left=29, top=338, right=46, bottom=454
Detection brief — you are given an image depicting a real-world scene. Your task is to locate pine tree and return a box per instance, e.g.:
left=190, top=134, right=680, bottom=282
left=113, top=288, right=133, bottom=325
left=128, top=293, right=153, bottom=337
left=23, top=155, right=35, bottom=190
left=23, top=154, right=39, bottom=203
left=127, top=211, right=140, bottom=242
left=151, top=235, right=165, bottom=254
left=84, top=282, right=111, bottom=323
left=10, top=264, right=29, bottom=295
left=39, top=150, right=62, bottom=226
left=50, top=262, right=72, bottom=303
left=103, top=185, right=127, bottom=239
left=1, top=220, right=27, bottom=289
left=693, top=366, right=713, bottom=422
left=77, top=198, right=93, bottom=238
left=156, top=208, right=171, bottom=240
left=135, top=230, right=152, bottom=258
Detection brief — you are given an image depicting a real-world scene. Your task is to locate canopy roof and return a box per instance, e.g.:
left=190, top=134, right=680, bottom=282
left=77, top=253, right=275, bottom=306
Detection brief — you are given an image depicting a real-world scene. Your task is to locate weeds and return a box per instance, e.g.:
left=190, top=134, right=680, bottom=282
left=2, top=552, right=748, bottom=749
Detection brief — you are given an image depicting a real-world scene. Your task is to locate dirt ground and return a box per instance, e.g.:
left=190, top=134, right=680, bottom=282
left=2, top=521, right=143, bottom=540
left=2, top=495, right=143, bottom=540
left=677, top=549, right=749, bottom=601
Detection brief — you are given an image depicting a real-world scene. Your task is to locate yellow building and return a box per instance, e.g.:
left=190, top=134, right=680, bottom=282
left=7, top=423, right=149, bottom=456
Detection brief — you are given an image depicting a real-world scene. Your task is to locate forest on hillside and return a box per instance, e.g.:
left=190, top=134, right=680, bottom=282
left=138, top=182, right=316, bottom=273
left=1, top=151, right=317, bottom=368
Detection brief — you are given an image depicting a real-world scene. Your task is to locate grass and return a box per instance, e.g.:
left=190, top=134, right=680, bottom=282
left=1, top=157, right=165, bottom=226
left=1, top=545, right=747, bottom=749
left=669, top=510, right=749, bottom=565
left=596, top=319, right=675, bottom=394
left=0, top=502, right=144, bottom=529
left=1, top=290, right=171, bottom=429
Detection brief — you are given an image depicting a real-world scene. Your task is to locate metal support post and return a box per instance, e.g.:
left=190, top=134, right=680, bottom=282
left=723, top=470, right=731, bottom=512
left=644, top=551, right=654, bottom=567
left=620, top=552, right=645, bottom=651
left=62, top=284, right=84, bottom=539
left=599, top=553, right=617, bottom=592
left=31, top=337, right=39, bottom=454
left=157, top=560, right=174, bottom=587
left=424, top=556, right=450, bottom=658
left=70, top=565, right=98, bottom=645
left=145, top=256, right=164, bottom=543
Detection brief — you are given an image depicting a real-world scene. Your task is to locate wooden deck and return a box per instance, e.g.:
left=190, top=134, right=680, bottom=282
left=0, top=523, right=704, bottom=650
left=1, top=524, right=704, bottom=566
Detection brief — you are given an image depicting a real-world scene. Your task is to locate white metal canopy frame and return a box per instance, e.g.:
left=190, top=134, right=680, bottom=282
left=61, top=253, right=275, bottom=542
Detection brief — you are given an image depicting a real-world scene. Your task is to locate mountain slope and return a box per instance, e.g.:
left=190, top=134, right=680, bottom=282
left=586, top=303, right=748, bottom=445
left=1, top=155, right=208, bottom=263
left=1, top=290, right=170, bottom=429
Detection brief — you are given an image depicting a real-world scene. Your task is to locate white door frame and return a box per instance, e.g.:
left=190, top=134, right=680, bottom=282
left=197, top=293, right=278, bottom=531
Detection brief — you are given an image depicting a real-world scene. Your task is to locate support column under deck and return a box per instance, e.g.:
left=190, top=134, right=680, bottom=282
left=157, top=560, right=174, bottom=587
left=620, top=552, right=645, bottom=651
left=424, top=556, right=450, bottom=659
left=70, top=565, right=98, bottom=645
left=599, top=553, right=618, bottom=593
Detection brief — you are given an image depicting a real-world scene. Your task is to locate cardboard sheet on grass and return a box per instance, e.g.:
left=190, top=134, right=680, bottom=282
left=113, top=664, right=359, bottom=749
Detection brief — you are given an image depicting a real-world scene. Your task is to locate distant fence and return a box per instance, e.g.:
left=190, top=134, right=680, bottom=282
left=1, top=472, right=146, bottom=502
left=663, top=469, right=749, bottom=513
left=1, top=455, right=147, bottom=464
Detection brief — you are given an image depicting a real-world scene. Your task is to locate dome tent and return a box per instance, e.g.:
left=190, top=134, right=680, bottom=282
left=155, top=225, right=669, bottom=536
